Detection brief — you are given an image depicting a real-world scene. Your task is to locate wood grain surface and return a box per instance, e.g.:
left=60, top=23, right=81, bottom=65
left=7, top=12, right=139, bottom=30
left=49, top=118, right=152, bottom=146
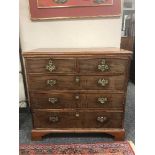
left=23, top=48, right=132, bottom=140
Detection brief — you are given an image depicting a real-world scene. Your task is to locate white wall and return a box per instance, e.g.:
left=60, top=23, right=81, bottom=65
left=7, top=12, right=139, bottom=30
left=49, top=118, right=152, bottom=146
left=19, top=0, right=122, bottom=51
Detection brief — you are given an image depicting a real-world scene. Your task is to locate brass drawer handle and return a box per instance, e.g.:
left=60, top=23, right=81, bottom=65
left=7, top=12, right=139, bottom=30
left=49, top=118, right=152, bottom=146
left=48, top=98, right=58, bottom=104
left=75, top=113, right=80, bottom=117
left=46, top=59, right=56, bottom=72
left=98, top=78, right=108, bottom=87
left=98, top=97, right=108, bottom=104
left=75, top=76, right=80, bottom=83
left=47, top=80, right=56, bottom=87
left=97, top=116, right=107, bottom=123
left=98, top=59, right=109, bottom=72
left=49, top=116, right=59, bottom=123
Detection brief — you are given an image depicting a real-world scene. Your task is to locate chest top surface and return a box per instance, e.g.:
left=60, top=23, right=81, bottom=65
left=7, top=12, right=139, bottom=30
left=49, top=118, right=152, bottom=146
left=23, top=48, right=132, bottom=57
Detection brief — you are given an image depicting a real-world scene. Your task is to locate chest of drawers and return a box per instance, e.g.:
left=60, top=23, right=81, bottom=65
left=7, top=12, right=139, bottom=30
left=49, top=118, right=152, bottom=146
left=23, top=48, right=132, bottom=141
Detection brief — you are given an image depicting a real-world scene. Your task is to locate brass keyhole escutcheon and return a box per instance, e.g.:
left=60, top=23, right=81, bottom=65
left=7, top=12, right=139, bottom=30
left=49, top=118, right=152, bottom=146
left=75, top=95, right=80, bottom=100
left=75, top=76, right=80, bottom=83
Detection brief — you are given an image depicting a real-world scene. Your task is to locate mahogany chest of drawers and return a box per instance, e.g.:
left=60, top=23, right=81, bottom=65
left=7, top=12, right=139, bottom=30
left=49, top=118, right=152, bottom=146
left=23, top=48, right=132, bottom=140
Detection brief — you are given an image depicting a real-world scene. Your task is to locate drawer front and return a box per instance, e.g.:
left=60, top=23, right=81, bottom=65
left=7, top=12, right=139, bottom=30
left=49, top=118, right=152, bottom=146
left=30, top=92, right=85, bottom=109
left=83, top=75, right=125, bottom=90
left=28, top=75, right=125, bottom=91
left=33, top=111, right=84, bottom=128
left=79, top=58, right=128, bottom=74
left=25, top=58, right=75, bottom=73
left=28, top=75, right=84, bottom=90
left=86, top=93, right=124, bottom=109
left=33, top=111, right=123, bottom=129
left=83, top=111, right=123, bottom=128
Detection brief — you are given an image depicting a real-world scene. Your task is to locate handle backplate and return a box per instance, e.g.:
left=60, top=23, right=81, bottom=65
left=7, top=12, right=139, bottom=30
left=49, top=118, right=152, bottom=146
left=47, top=79, right=56, bottom=87
left=49, top=116, right=59, bottom=123
left=49, top=98, right=58, bottom=104
left=98, top=59, right=109, bottom=72
left=97, top=116, right=107, bottom=123
left=46, top=59, right=56, bottom=72
left=98, top=78, right=108, bottom=87
left=98, top=97, right=108, bottom=104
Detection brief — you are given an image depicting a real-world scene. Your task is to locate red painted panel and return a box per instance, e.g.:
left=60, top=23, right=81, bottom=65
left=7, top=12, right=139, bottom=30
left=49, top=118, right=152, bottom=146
left=37, top=0, right=113, bottom=8
left=29, top=0, right=121, bottom=20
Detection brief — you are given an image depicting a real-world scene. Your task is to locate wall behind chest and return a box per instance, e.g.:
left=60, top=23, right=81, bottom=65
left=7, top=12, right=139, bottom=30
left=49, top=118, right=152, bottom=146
left=19, top=0, right=122, bottom=51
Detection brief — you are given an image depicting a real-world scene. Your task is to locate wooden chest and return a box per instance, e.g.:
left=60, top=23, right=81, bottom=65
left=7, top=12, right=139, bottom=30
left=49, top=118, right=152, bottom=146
left=23, top=48, right=132, bottom=140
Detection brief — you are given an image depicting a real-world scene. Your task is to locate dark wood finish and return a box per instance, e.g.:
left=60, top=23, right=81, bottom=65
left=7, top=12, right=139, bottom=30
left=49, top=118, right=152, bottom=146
left=33, top=110, right=123, bottom=129
left=30, top=92, right=124, bottom=109
left=28, top=75, right=83, bottom=90
left=84, top=75, right=125, bottom=90
left=121, top=37, right=134, bottom=51
left=121, top=37, right=135, bottom=83
left=86, top=93, right=124, bottom=109
left=29, top=0, right=121, bottom=20
left=23, top=48, right=132, bottom=141
left=30, top=92, right=85, bottom=109
left=28, top=75, right=126, bottom=91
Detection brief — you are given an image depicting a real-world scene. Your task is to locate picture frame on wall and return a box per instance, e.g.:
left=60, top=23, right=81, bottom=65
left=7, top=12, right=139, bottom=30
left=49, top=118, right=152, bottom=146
left=29, top=0, right=121, bottom=20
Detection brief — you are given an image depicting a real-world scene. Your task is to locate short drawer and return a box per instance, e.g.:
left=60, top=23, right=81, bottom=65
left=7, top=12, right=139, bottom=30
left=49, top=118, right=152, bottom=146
left=79, top=58, right=128, bottom=74
left=33, top=110, right=123, bottom=129
left=30, top=92, right=85, bottom=109
left=28, top=75, right=125, bottom=91
left=86, top=93, right=124, bottom=109
left=25, top=58, right=75, bottom=73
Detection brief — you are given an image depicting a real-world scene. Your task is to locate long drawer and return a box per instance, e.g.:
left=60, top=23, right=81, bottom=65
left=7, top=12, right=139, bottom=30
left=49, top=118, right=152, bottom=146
left=30, top=92, right=124, bottom=109
left=28, top=75, right=126, bottom=91
left=33, top=110, right=123, bottom=129
left=25, top=57, right=128, bottom=74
